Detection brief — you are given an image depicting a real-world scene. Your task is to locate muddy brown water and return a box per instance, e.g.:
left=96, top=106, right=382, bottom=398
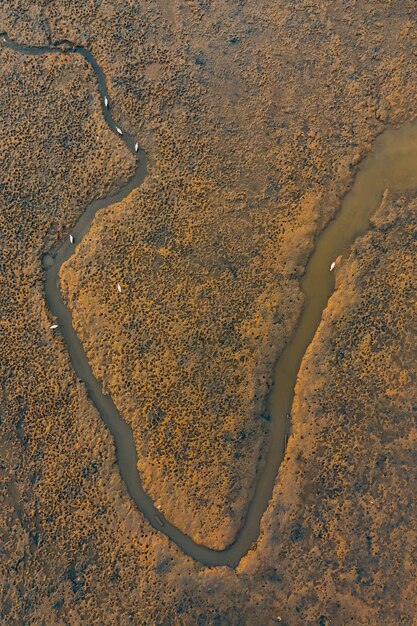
left=3, top=32, right=417, bottom=567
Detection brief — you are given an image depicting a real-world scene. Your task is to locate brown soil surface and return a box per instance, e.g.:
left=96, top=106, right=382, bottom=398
left=14, top=0, right=415, bottom=549
left=239, top=192, right=417, bottom=625
left=1, top=1, right=416, bottom=624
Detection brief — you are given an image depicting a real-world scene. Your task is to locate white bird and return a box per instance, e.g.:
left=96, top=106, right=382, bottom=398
left=50, top=323, right=58, bottom=329
left=70, top=234, right=74, bottom=244
left=134, top=142, right=139, bottom=153
left=104, top=96, right=109, bottom=108
left=330, top=261, right=336, bottom=271
left=117, top=283, right=122, bottom=293
left=116, top=127, right=123, bottom=136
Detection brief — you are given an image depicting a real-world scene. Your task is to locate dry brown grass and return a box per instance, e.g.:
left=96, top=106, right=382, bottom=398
left=1, top=1, right=416, bottom=623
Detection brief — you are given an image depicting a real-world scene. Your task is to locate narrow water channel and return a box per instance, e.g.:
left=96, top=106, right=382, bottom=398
left=3, top=32, right=417, bottom=568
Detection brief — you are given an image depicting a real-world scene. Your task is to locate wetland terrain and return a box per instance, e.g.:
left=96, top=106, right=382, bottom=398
left=1, top=1, right=416, bottom=624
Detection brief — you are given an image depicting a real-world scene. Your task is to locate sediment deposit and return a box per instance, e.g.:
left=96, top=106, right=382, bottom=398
left=239, top=192, right=417, bottom=625
left=44, top=0, right=417, bottom=548
left=1, top=1, right=416, bottom=624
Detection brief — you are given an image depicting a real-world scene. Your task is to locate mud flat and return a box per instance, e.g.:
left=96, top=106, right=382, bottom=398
left=1, top=1, right=417, bottom=623
left=240, top=191, right=417, bottom=625
left=64, top=116, right=417, bottom=571
left=49, top=0, right=417, bottom=550
left=5, top=32, right=417, bottom=570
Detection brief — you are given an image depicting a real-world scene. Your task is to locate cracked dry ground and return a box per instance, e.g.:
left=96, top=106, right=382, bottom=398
left=1, top=1, right=416, bottom=624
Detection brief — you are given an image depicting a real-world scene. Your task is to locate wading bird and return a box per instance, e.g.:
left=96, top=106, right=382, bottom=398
left=104, top=96, right=109, bottom=108
left=330, top=261, right=336, bottom=271
left=70, top=235, right=74, bottom=244
left=155, top=514, right=164, bottom=527
left=50, top=323, right=58, bottom=329
left=135, top=142, right=139, bottom=153
left=116, top=127, right=123, bottom=136
left=117, top=283, right=122, bottom=293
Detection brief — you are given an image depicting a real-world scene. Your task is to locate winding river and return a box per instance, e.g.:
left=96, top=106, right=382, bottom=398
left=3, top=32, right=417, bottom=568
